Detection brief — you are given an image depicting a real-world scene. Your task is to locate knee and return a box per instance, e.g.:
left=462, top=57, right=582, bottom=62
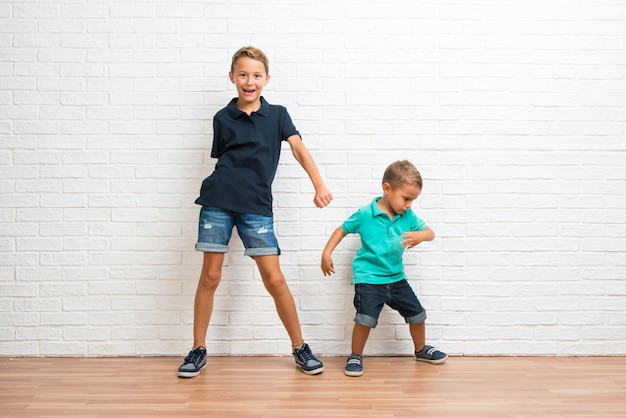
left=198, top=269, right=221, bottom=290
left=262, top=273, right=288, bottom=295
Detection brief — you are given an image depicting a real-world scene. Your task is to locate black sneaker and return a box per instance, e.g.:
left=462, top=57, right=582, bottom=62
left=415, top=345, right=447, bottom=364
left=293, top=343, right=324, bottom=375
left=177, top=347, right=207, bottom=377
left=344, top=354, right=363, bottom=377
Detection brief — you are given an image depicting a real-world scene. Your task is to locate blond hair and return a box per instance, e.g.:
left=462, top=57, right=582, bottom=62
left=230, top=46, right=269, bottom=74
left=382, top=160, right=423, bottom=189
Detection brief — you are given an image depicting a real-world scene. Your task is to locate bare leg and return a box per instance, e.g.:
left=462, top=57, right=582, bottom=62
left=350, top=323, right=371, bottom=355
left=254, top=255, right=304, bottom=348
left=409, top=321, right=426, bottom=352
left=192, top=252, right=225, bottom=349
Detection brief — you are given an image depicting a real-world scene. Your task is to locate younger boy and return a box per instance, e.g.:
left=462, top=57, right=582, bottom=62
left=178, top=46, right=333, bottom=378
left=321, top=160, right=446, bottom=377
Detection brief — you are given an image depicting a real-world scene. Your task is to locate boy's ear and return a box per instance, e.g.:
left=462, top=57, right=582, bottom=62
left=228, top=72, right=235, bottom=84
left=382, top=182, right=392, bottom=193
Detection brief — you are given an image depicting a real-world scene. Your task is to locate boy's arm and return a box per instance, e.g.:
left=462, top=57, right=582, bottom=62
left=401, top=226, right=435, bottom=249
left=287, top=135, right=333, bottom=208
left=321, top=226, right=347, bottom=276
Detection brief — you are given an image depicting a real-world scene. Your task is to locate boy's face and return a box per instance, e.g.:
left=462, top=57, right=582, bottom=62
left=228, top=56, right=269, bottom=108
left=381, top=182, right=421, bottom=216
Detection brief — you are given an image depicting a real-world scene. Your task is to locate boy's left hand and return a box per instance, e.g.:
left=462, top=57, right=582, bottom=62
left=400, top=232, right=424, bottom=249
left=401, top=227, right=435, bottom=248
left=313, top=186, right=333, bottom=208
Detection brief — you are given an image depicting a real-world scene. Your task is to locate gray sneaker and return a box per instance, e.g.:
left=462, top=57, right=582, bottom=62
left=415, top=345, right=447, bottom=364
left=293, top=343, right=324, bottom=375
left=177, top=347, right=207, bottom=377
left=344, top=354, right=363, bottom=377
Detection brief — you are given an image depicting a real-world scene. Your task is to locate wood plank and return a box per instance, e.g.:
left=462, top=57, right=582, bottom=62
left=1, top=356, right=625, bottom=417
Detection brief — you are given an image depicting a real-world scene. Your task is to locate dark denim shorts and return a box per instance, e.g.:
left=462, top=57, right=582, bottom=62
left=353, top=280, right=427, bottom=328
left=195, top=206, right=280, bottom=257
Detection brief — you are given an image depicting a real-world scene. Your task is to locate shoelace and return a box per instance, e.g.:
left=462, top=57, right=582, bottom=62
left=347, top=358, right=361, bottom=366
left=185, top=349, right=204, bottom=364
left=296, top=345, right=316, bottom=361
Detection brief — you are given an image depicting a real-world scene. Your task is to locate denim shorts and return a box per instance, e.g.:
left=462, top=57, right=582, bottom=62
left=195, top=206, right=281, bottom=257
left=353, top=280, right=427, bottom=328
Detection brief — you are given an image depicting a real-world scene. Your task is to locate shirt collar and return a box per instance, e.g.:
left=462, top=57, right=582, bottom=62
left=371, top=197, right=386, bottom=217
left=226, top=96, right=270, bottom=119
left=371, top=197, right=401, bottom=222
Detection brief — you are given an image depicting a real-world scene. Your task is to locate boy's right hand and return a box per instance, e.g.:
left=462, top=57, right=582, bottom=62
left=321, top=254, right=335, bottom=276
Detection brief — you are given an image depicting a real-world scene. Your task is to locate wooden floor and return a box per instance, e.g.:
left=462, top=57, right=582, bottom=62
left=1, top=356, right=625, bottom=418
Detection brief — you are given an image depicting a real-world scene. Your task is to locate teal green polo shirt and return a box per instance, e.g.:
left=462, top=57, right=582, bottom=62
left=341, top=197, right=427, bottom=285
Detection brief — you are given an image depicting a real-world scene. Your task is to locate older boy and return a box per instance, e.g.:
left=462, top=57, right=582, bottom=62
left=178, top=46, right=332, bottom=377
left=321, top=160, right=446, bottom=376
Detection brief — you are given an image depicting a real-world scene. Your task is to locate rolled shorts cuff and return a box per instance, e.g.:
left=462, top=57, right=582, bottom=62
left=195, top=242, right=229, bottom=253
left=354, top=313, right=378, bottom=328
left=244, top=247, right=280, bottom=257
left=405, top=311, right=427, bottom=324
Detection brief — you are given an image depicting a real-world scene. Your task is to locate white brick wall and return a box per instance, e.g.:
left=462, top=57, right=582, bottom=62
left=1, top=0, right=625, bottom=357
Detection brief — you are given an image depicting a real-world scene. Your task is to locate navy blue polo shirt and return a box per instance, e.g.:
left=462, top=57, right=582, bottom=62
left=195, top=97, right=300, bottom=217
